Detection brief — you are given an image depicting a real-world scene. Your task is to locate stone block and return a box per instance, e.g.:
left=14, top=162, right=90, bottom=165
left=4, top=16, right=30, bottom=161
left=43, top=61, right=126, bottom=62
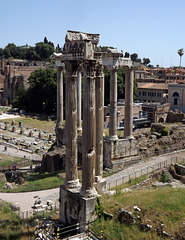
left=59, top=186, right=98, bottom=232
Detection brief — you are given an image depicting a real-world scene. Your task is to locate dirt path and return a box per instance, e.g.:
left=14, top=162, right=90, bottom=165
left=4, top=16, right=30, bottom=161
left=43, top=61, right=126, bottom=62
left=0, top=188, right=59, bottom=212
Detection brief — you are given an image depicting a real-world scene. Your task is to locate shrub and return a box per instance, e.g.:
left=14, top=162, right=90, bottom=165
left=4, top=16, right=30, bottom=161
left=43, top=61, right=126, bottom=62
left=161, top=127, right=169, bottom=136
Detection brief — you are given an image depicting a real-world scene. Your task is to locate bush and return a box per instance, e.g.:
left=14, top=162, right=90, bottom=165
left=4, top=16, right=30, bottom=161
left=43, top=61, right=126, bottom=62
left=161, top=127, right=169, bottom=136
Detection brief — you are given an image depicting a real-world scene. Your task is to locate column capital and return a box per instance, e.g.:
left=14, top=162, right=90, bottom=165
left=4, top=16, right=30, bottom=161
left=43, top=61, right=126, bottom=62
left=83, top=60, right=97, bottom=77
left=65, top=61, right=82, bottom=77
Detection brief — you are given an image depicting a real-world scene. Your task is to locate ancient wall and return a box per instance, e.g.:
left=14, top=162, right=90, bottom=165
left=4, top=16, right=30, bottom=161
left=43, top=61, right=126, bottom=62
left=103, top=138, right=140, bottom=168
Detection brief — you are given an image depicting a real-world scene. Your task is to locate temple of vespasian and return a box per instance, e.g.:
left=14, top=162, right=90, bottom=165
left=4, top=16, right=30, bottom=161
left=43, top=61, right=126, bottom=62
left=52, top=30, right=140, bottom=227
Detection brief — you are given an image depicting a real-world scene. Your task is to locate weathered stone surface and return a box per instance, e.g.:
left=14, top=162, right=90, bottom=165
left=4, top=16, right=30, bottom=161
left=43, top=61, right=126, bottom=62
left=0, top=173, right=6, bottom=182
left=103, top=138, right=140, bottom=169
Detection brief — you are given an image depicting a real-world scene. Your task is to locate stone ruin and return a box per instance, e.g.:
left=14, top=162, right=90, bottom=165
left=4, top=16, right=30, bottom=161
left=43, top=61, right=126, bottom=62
left=50, top=30, right=141, bottom=230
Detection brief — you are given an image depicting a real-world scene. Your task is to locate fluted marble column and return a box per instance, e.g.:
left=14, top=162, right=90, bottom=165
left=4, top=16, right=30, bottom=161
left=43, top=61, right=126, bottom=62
left=81, top=61, right=97, bottom=197
left=65, top=62, right=80, bottom=188
left=95, top=65, right=104, bottom=181
left=77, top=72, right=82, bottom=131
left=109, top=68, right=118, bottom=140
left=56, top=66, right=63, bottom=146
left=124, top=67, right=134, bottom=139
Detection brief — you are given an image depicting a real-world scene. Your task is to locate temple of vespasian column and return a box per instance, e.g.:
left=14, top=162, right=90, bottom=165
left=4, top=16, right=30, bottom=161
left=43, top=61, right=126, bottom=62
left=52, top=30, right=140, bottom=227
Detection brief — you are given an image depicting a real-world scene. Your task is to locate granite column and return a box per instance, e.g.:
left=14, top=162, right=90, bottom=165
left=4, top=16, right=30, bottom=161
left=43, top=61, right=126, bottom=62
left=109, top=68, right=118, bottom=140
left=95, top=65, right=104, bottom=181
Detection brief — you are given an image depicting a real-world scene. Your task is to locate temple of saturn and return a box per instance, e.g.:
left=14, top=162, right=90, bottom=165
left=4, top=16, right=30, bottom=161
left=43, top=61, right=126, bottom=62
left=52, top=30, right=140, bottom=227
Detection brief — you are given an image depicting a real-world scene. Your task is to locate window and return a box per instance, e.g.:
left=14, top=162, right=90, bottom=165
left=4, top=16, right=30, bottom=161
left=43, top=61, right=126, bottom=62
left=157, top=92, right=161, bottom=97
left=143, top=91, right=146, bottom=96
left=174, top=98, right=178, bottom=105
left=173, top=92, right=179, bottom=97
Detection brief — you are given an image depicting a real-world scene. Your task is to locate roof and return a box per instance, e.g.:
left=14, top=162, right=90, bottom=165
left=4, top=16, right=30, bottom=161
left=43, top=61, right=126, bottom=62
left=137, top=82, right=168, bottom=90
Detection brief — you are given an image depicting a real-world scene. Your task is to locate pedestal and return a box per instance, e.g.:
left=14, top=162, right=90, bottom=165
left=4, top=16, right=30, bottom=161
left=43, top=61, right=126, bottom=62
left=59, top=186, right=98, bottom=232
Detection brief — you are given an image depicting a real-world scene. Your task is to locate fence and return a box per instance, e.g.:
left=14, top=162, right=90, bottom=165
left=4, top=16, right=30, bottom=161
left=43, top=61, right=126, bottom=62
left=106, top=156, right=185, bottom=190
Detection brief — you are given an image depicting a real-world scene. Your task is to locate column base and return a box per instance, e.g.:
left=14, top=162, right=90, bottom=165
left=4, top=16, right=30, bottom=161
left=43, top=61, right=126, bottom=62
left=94, top=177, right=107, bottom=193
left=77, top=127, right=82, bottom=132
left=124, top=135, right=134, bottom=140
left=64, top=179, right=81, bottom=189
left=80, top=187, right=97, bottom=198
left=108, top=135, right=118, bottom=141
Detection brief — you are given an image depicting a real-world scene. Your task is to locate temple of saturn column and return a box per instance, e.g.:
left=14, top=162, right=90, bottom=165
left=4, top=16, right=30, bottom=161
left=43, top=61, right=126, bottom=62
left=52, top=30, right=140, bottom=227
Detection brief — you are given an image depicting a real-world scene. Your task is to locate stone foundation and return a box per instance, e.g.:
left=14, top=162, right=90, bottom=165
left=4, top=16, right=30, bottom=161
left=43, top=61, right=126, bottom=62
left=59, top=186, right=98, bottom=232
left=103, top=138, right=140, bottom=169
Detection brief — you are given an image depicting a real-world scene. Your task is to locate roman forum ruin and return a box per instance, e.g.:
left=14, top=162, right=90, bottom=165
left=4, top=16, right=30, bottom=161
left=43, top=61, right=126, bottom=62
left=52, top=30, right=140, bottom=227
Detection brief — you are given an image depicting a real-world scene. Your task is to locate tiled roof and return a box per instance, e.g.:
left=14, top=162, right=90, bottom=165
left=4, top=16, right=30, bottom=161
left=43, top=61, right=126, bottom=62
left=137, top=82, right=168, bottom=90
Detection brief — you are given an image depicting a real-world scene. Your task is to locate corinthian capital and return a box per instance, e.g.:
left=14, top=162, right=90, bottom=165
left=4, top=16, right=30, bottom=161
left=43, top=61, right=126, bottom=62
left=65, top=61, right=81, bottom=77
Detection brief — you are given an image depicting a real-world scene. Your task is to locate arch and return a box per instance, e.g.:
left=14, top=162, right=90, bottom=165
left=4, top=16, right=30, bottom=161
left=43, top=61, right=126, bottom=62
left=158, top=118, right=164, bottom=123
left=172, top=92, right=179, bottom=97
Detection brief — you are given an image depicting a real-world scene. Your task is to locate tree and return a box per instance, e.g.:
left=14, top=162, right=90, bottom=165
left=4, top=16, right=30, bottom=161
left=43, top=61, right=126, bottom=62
left=124, top=52, right=130, bottom=58
left=131, top=53, right=138, bottom=62
left=143, top=58, right=150, bottom=66
left=0, top=48, right=3, bottom=57
left=27, top=68, right=57, bottom=113
left=35, top=42, right=54, bottom=60
left=13, top=68, right=57, bottom=114
left=178, top=48, right=184, bottom=67
left=44, top=37, right=48, bottom=44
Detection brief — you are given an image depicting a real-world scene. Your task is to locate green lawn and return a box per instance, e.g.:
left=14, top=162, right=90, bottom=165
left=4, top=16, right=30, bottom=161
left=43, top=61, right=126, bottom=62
left=0, top=154, right=28, bottom=167
left=0, top=116, right=56, bottom=133
left=0, top=171, right=64, bottom=192
left=95, top=187, right=185, bottom=240
left=0, top=201, right=24, bottom=239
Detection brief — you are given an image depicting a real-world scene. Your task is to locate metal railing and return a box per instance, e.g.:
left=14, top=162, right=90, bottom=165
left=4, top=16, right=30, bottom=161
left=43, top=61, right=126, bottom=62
left=107, top=156, right=185, bottom=190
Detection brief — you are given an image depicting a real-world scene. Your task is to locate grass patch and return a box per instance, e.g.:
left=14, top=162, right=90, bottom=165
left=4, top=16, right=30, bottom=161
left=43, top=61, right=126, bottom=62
left=112, top=175, right=149, bottom=191
left=0, top=154, right=27, bottom=167
left=0, top=117, right=56, bottom=133
left=0, top=171, right=64, bottom=192
left=0, top=201, right=24, bottom=239
left=95, top=187, right=185, bottom=239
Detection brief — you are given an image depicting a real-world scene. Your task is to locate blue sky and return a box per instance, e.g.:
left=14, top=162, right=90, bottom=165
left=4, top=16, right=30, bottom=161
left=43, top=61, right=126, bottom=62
left=1, top=0, right=185, bottom=67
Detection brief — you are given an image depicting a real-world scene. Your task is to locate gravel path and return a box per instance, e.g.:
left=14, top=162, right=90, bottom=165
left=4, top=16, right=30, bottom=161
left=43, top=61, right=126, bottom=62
left=105, top=150, right=185, bottom=185
left=0, top=188, right=59, bottom=212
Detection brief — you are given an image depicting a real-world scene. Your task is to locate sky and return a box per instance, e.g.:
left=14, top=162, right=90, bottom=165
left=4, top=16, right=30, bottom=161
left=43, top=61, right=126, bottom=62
left=0, top=0, right=185, bottom=67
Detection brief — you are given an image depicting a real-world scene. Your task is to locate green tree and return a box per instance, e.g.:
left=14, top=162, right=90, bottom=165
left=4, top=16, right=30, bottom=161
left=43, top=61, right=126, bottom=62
left=178, top=48, right=184, bottom=67
left=143, top=58, right=150, bottom=66
left=35, top=42, right=54, bottom=60
left=13, top=68, right=57, bottom=114
left=131, top=53, right=138, bottom=62
left=44, top=37, right=48, bottom=44
left=12, top=86, right=28, bottom=109
left=27, top=68, right=57, bottom=113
